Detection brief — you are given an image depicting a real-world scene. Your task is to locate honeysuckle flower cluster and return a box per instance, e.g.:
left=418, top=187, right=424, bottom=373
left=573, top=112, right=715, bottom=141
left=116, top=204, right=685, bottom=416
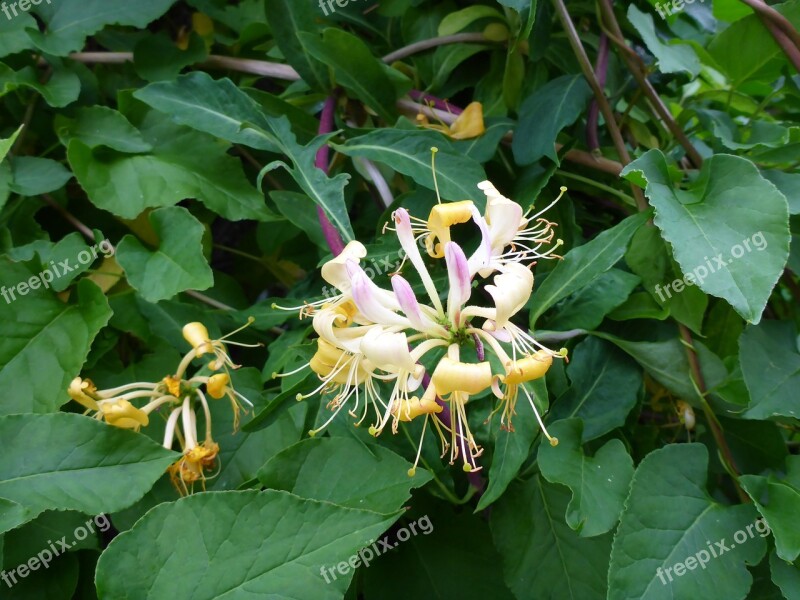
left=68, top=320, right=257, bottom=495
left=277, top=165, right=568, bottom=476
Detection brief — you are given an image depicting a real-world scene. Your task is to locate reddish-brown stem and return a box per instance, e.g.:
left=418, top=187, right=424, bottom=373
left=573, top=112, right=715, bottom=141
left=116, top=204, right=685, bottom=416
left=586, top=33, right=608, bottom=152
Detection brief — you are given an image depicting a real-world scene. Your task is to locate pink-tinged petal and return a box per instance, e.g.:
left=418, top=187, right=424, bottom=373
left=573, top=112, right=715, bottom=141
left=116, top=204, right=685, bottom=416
left=393, top=209, right=444, bottom=316
left=445, top=242, right=471, bottom=320
left=392, top=275, right=447, bottom=336
left=345, top=259, right=400, bottom=311
left=391, top=275, right=426, bottom=329
left=350, top=264, right=408, bottom=327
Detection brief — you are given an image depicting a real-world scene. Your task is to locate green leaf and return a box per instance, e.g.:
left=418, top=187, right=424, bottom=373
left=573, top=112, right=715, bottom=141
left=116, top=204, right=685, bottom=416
left=549, top=337, right=642, bottom=441
left=67, top=121, right=273, bottom=222
left=0, top=63, right=80, bottom=108
left=545, top=269, right=641, bottom=331
left=116, top=206, right=213, bottom=303
left=257, top=437, right=432, bottom=513
left=133, top=31, right=208, bottom=82
left=438, top=5, right=505, bottom=35
left=708, top=3, right=794, bottom=85
left=770, top=549, right=800, bottom=600
left=621, top=150, right=790, bottom=323
left=740, top=457, right=800, bottom=562
left=133, top=73, right=279, bottom=153
left=627, top=5, right=701, bottom=75
left=55, top=106, right=153, bottom=153
left=363, top=499, right=515, bottom=600
left=301, top=29, right=399, bottom=123
left=762, top=170, right=800, bottom=215
left=512, top=74, right=592, bottom=165
left=477, top=377, right=547, bottom=510
left=596, top=330, right=727, bottom=402
left=264, top=0, right=327, bottom=90
left=95, top=490, right=400, bottom=598
left=26, top=0, right=178, bottom=56
left=539, top=419, right=634, bottom=537
left=529, top=210, right=650, bottom=325
left=608, top=444, right=767, bottom=599
left=333, top=129, right=488, bottom=205
left=0, top=275, right=111, bottom=414
left=0, top=413, right=178, bottom=518
left=8, top=157, right=72, bottom=196
left=0, top=498, right=31, bottom=535
left=0, top=125, right=22, bottom=164
left=0, top=14, right=36, bottom=58
left=740, top=321, right=800, bottom=419
left=491, top=475, right=613, bottom=599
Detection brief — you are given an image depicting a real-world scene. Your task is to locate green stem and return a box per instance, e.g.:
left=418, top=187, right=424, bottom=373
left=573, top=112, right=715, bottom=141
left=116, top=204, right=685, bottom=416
left=556, top=170, right=636, bottom=206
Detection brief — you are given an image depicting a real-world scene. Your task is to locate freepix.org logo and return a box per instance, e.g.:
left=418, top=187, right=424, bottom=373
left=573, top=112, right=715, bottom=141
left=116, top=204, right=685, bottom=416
left=1, top=0, right=52, bottom=21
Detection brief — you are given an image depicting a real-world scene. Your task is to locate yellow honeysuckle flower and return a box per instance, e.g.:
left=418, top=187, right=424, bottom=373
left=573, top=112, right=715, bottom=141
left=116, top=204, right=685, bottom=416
left=67, top=320, right=255, bottom=496
left=276, top=150, right=567, bottom=475
left=99, top=399, right=149, bottom=431
left=417, top=101, right=485, bottom=140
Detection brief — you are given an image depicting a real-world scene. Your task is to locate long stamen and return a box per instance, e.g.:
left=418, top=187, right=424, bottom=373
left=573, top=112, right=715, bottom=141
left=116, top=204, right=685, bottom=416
left=431, top=147, right=442, bottom=204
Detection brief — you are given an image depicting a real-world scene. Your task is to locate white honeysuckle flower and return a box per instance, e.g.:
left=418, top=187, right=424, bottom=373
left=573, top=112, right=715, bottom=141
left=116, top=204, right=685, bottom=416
left=278, top=165, right=567, bottom=475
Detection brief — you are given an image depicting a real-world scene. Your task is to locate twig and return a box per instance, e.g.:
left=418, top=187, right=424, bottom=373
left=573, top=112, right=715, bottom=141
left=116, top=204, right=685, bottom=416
left=737, top=0, right=800, bottom=51
left=382, top=33, right=489, bottom=63
left=597, top=0, right=705, bottom=168
left=586, top=33, right=608, bottom=152
left=552, top=0, right=648, bottom=211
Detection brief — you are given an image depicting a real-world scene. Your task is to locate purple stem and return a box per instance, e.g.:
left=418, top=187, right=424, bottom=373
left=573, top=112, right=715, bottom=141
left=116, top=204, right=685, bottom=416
left=409, top=90, right=464, bottom=116
left=586, top=33, right=609, bottom=152
left=315, top=94, right=346, bottom=257
left=421, top=372, right=485, bottom=496
left=472, top=333, right=485, bottom=361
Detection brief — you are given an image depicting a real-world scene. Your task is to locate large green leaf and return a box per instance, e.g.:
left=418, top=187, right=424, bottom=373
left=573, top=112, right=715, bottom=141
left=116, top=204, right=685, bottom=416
left=627, top=6, right=701, bottom=75
left=622, top=151, right=790, bottom=323
left=0, top=274, right=111, bottom=414
left=0, top=413, right=177, bottom=518
left=263, top=0, right=327, bottom=90
left=56, top=106, right=153, bottom=153
left=740, top=456, right=800, bottom=562
left=0, top=63, right=80, bottom=108
left=116, top=206, right=213, bottom=303
left=333, top=129, right=488, bottom=205
left=770, top=549, right=800, bottom=599
left=257, top=436, right=432, bottom=514
left=545, top=268, right=641, bottom=332
left=608, top=444, right=767, bottom=599
left=67, top=120, right=272, bottom=222
left=134, top=73, right=354, bottom=241
left=549, top=337, right=642, bottom=441
left=512, top=74, right=592, bottom=165
left=26, top=0, right=178, bottom=56
left=740, top=321, right=800, bottom=419
left=529, top=210, right=650, bottom=325
left=491, top=475, right=613, bottom=599
left=539, top=419, right=634, bottom=537
left=0, top=125, right=21, bottom=164
left=95, top=490, right=400, bottom=599
left=300, top=29, right=400, bottom=123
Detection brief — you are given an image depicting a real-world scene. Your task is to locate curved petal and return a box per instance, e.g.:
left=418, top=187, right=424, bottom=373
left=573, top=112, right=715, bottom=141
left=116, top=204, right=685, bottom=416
left=431, top=357, right=493, bottom=395
left=478, top=180, right=524, bottom=253
left=360, top=328, right=417, bottom=372
left=426, top=201, right=474, bottom=258
left=349, top=262, right=409, bottom=327
left=504, top=350, right=553, bottom=384
left=445, top=242, right=471, bottom=322
left=321, top=241, right=367, bottom=291
left=393, top=209, right=443, bottom=315
left=485, top=263, right=533, bottom=328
